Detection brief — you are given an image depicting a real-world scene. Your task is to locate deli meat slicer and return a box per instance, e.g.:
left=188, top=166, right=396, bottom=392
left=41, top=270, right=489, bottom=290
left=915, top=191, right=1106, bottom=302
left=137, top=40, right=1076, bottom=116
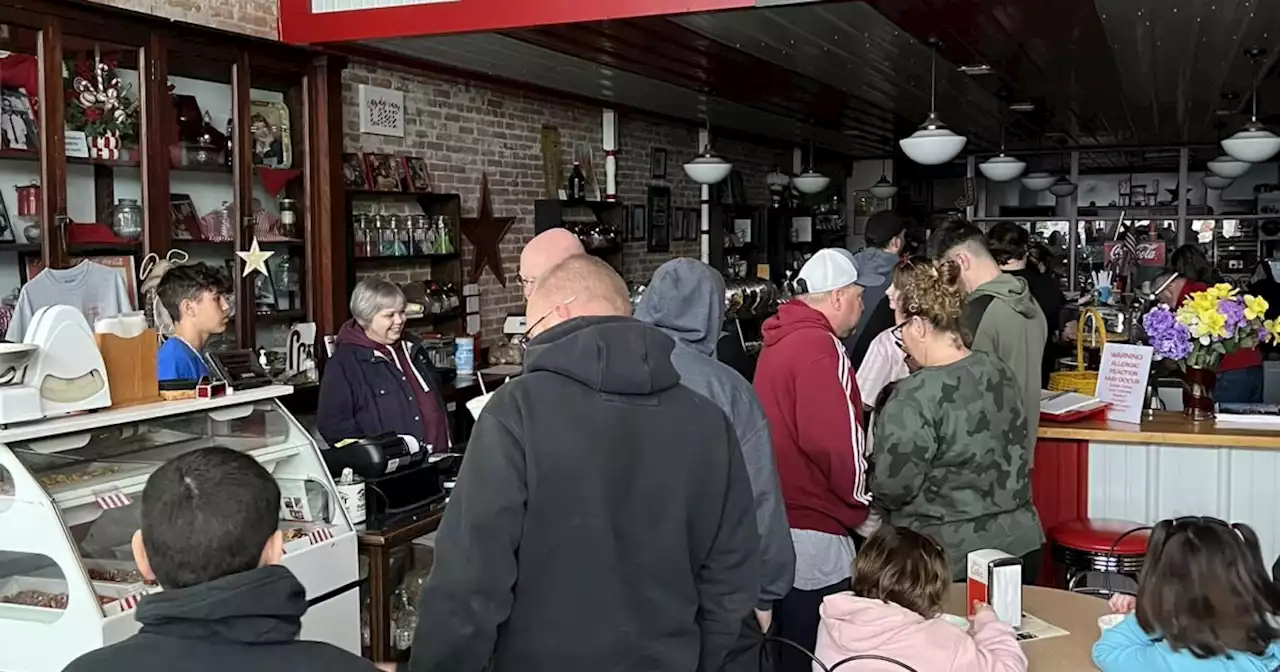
left=0, top=305, right=112, bottom=425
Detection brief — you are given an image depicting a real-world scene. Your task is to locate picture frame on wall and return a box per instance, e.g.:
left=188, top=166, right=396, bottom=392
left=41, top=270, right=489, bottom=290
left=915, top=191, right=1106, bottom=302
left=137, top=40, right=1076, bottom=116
left=647, top=186, right=671, bottom=253
left=650, top=147, right=667, bottom=179
left=630, top=205, right=647, bottom=243
left=402, top=156, right=433, bottom=192
left=0, top=192, right=14, bottom=243
left=364, top=153, right=402, bottom=192
left=342, top=153, right=370, bottom=190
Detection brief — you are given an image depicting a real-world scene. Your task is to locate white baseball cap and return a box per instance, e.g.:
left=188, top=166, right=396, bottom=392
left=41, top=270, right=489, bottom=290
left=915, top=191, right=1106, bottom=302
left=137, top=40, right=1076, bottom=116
left=795, top=248, right=885, bottom=294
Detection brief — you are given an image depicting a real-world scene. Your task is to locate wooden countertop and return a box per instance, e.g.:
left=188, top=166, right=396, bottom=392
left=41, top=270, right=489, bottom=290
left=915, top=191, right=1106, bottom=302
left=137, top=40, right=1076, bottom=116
left=1039, top=411, right=1280, bottom=449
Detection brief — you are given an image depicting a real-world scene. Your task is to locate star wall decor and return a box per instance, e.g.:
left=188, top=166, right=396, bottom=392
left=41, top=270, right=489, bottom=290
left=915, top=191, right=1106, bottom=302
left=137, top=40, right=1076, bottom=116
left=236, top=237, right=275, bottom=277
left=462, top=172, right=516, bottom=287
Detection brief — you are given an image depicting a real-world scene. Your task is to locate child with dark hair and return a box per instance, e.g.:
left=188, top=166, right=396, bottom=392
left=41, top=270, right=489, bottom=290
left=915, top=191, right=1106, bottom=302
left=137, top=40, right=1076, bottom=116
left=155, top=263, right=230, bottom=382
left=1094, top=517, right=1280, bottom=671
left=814, top=526, right=1027, bottom=672
left=63, top=447, right=373, bottom=672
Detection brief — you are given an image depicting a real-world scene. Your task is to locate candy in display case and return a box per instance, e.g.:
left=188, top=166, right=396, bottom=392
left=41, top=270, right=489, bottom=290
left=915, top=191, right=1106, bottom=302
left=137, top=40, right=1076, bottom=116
left=0, top=385, right=359, bottom=672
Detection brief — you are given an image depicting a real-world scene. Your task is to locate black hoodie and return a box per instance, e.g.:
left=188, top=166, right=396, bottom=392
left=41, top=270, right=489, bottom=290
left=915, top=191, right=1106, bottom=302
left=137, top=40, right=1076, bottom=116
left=63, top=565, right=372, bottom=672
left=406, top=316, right=759, bottom=672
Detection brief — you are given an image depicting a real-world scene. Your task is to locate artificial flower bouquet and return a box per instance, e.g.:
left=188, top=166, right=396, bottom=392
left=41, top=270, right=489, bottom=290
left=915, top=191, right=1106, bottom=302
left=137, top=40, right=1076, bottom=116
left=1143, top=283, right=1280, bottom=369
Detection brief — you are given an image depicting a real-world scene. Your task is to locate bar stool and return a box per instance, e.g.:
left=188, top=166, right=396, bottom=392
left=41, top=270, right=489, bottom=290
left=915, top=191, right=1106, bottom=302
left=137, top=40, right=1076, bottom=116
left=1048, top=518, right=1150, bottom=594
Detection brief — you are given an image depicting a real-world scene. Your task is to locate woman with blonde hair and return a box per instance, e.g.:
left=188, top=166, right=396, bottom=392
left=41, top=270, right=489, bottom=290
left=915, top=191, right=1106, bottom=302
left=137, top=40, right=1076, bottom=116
left=871, top=258, right=1043, bottom=582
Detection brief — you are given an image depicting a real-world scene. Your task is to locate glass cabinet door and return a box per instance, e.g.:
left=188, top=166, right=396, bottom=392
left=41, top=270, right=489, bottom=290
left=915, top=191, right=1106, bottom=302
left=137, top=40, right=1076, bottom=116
left=0, top=21, right=45, bottom=339
left=244, top=64, right=309, bottom=370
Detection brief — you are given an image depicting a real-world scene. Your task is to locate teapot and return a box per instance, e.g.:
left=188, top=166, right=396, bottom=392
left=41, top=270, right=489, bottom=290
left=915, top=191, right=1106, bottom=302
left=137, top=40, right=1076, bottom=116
left=109, top=199, right=143, bottom=240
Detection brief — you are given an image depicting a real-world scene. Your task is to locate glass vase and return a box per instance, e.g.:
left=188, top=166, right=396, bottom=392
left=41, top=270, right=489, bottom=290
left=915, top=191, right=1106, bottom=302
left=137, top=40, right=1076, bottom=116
left=1182, top=366, right=1217, bottom=421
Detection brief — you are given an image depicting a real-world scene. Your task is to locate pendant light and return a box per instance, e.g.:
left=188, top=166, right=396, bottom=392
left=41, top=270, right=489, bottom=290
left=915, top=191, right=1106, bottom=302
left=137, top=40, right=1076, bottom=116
left=1221, top=47, right=1280, bottom=163
left=1202, top=174, right=1234, bottom=190
left=1207, top=155, right=1251, bottom=178
left=899, top=40, right=968, bottom=165
left=978, top=111, right=1026, bottom=182
left=683, top=118, right=733, bottom=185
left=869, top=159, right=898, bottom=199
left=1021, top=172, right=1056, bottom=192
left=1048, top=175, right=1078, bottom=198
left=793, top=138, right=831, bottom=194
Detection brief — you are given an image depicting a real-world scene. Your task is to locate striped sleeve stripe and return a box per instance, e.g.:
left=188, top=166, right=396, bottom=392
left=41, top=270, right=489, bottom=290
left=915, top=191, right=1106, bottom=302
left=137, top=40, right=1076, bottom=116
left=830, top=334, right=872, bottom=505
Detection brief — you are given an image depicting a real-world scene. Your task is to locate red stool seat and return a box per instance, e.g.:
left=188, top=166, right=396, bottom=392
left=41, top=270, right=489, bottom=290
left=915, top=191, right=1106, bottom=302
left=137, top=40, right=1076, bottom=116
left=1049, top=519, right=1150, bottom=555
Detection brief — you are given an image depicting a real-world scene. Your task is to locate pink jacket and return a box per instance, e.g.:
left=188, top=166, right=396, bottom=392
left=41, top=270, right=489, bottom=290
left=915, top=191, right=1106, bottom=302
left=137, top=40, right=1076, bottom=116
left=813, top=593, right=1028, bottom=672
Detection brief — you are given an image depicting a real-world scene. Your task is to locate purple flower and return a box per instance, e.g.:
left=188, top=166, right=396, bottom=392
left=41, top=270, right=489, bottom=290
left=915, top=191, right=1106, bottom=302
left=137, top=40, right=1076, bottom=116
left=1144, top=306, right=1192, bottom=360
left=1218, top=298, right=1246, bottom=335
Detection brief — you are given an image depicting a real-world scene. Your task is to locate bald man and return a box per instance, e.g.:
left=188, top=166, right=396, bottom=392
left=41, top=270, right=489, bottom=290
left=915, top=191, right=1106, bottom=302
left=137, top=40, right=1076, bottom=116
left=408, top=254, right=759, bottom=672
left=517, top=228, right=585, bottom=298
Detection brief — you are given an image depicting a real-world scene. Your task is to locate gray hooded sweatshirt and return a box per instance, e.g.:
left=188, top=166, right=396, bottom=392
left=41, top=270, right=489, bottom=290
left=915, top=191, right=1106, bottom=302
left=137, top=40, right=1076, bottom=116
left=636, top=259, right=795, bottom=610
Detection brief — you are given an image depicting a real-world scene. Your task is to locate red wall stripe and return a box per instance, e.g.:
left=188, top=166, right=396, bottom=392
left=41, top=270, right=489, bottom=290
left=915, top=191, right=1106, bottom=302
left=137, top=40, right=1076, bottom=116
left=1031, top=439, right=1090, bottom=533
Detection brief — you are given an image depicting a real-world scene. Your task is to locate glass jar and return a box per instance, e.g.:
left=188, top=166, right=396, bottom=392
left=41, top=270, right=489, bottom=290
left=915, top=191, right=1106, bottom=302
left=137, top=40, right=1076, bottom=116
left=411, top=215, right=429, bottom=256
left=370, top=214, right=388, bottom=257
left=278, top=198, right=301, bottom=240
left=433, top=216, right=455, bottom=254
left=388, top=214, right=408, bottom=257
left=353, top=213, right=370, bottom=258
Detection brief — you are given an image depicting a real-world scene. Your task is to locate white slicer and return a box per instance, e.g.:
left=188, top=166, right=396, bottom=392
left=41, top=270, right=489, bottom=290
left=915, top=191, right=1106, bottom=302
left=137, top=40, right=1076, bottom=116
left=0, top=305, right=112, bottom=425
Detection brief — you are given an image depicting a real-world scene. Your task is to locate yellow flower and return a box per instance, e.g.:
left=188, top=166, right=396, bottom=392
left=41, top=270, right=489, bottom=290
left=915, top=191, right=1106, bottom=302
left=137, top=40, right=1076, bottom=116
left=1184, top=291, right=1217, bottom=314
left=1266, top=318, right=1280, bottom=342
left=1206, top=283, right=1237, bottom=300
left=1199, top=310, right=1228, bottom=339
left=1244, top=295, right=1269, bottom=321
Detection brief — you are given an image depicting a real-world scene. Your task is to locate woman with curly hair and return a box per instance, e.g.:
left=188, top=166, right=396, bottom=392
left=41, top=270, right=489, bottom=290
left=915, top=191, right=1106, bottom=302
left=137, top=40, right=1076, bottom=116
left=871, top=258, right=1044, bottom=582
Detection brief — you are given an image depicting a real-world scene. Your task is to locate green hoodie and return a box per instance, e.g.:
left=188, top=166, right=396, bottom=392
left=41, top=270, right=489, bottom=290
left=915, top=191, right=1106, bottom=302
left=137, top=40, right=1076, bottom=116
left=962, top=273, right=1047, bottom=456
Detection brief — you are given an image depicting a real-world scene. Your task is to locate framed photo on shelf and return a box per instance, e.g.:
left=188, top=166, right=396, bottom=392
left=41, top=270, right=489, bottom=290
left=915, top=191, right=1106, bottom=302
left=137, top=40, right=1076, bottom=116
left=0, top=192, right=13, bottom=243
left=170, top=193, right=202, bottom=240
left=342, top=153, right=370, bottom=190
left=402, top=156, right=432, bottom=192
left=364, top=153, right=402, bottom=192
left=646, top=186, right=671, bottom=253
left=1, top=87, right=38, bottom=152
left=630, top=205, right=647, bottom=244
left=650, top=147, right=667, bottom=179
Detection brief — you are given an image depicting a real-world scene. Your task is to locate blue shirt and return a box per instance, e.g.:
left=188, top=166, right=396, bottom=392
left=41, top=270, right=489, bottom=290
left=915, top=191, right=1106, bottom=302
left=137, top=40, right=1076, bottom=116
left=1094, top=613, right=1280, bottom=672
left=156, top=337, right=208, bottom=381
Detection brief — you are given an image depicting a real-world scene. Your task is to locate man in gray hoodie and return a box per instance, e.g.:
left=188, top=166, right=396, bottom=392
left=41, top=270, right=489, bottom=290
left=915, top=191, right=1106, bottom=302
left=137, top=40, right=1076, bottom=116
left=636, top=258, right=795, bottom=671
left=929, top=219, right=1047, bottom=453
left=845, top=212, right=907, bottom=352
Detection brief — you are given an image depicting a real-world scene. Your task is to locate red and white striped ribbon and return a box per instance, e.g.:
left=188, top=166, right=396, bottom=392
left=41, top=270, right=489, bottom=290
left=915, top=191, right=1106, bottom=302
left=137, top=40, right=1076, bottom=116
left=95, top=490, right=133, bottom=510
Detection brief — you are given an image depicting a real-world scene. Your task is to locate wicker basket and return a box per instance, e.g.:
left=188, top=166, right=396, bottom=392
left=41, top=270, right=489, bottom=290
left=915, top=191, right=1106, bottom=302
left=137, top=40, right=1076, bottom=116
left=1048, top=307, right=1106, bottom=395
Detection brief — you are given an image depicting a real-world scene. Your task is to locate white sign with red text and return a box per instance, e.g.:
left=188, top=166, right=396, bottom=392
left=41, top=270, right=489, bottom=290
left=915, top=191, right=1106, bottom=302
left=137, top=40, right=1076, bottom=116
left=1096, top=344, right=1154, bottom=424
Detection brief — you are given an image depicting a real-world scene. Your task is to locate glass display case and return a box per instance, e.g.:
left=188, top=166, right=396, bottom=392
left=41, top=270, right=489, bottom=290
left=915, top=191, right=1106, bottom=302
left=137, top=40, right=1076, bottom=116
left=0, top=386, right=358, bottom=672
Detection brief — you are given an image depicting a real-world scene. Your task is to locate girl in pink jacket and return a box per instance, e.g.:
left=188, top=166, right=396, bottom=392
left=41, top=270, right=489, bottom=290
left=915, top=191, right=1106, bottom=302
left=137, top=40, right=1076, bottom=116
left=813, top=527, right=1027, bottom=672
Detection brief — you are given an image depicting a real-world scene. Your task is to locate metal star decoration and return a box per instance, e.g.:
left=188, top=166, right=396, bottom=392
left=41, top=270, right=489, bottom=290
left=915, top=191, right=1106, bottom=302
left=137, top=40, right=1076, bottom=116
left=236, top=237, right=275, bottom=277
left=462, top=172, right=516, bottom=286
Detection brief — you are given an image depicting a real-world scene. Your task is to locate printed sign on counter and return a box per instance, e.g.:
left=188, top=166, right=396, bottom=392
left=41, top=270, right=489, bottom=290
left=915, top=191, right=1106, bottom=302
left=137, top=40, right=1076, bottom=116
left=1096, top=343, right=1154, bottom=424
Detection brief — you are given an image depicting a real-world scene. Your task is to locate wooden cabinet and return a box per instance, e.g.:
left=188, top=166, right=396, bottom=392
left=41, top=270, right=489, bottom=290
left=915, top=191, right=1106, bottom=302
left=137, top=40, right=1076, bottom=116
left=0, top=2, right=344, bottom=348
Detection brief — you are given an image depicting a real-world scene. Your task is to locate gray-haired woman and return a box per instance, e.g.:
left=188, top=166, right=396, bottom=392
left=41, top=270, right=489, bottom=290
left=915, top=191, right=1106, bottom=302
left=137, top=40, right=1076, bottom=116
left=317, top=278, right=451, bottom=452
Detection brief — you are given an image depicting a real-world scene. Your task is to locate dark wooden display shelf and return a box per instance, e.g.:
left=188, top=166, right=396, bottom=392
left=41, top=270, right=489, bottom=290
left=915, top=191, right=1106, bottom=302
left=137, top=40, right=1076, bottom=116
left=0, top=244, right=43, bottom=254
left=354, top=252, right=460, bottom=264
left=175, top=238, right=306, bottom=249
left=0, top=148, right=232, bottom=173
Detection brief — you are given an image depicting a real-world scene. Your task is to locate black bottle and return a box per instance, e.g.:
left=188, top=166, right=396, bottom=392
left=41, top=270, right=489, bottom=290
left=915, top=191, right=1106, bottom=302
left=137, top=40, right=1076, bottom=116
left=568, top=162, right=587, bottom=202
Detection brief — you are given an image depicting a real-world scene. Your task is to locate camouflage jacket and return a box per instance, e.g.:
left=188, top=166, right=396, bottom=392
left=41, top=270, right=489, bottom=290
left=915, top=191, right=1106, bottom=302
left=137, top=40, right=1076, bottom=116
left=871, top=350, right=1044, bottom=580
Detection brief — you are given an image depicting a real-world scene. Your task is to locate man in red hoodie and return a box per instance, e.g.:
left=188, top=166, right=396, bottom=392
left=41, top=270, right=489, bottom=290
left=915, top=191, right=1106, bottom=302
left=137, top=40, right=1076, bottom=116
left=753, top=248, right=881, bottom=672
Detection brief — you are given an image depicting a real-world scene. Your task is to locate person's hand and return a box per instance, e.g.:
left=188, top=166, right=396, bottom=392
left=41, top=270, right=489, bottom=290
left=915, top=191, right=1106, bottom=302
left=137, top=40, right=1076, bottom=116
left=1109, top=593, right=1136, bottom=614
left=971, top=600, right=993, bottom=617
left=755, top=608, right=773, bottom=633
left=374, top=663, right=397, bottom=672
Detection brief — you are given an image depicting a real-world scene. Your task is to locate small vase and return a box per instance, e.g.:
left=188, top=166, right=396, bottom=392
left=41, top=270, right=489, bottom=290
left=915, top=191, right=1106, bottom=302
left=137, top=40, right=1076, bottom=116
left=1182, top=366, right=1217, bottom=420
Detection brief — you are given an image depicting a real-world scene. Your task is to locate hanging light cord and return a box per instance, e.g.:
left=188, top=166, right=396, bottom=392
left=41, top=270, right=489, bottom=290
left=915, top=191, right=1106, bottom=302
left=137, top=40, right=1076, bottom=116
left=1250, top=53, right=1260, bottom=123
left=929, top=46, right=937, bottom=115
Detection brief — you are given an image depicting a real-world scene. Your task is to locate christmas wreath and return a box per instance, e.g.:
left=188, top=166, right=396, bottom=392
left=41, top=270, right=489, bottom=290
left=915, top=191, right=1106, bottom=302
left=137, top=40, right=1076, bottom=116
left=63, top=51, right=139, bottom=145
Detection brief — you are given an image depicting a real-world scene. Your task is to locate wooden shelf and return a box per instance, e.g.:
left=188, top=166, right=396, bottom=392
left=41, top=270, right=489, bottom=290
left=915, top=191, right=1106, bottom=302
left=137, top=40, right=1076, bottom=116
left=0, top=243, right=41, bottom=254
left=0, top=148, right=232, bottom=173
left=67, top=242, right=143, bottom=255
left=347, top=189, right=457, bottom=200
left=354, top=253, right=459, bottom=264
left=175, top=238, right=305, bottom=249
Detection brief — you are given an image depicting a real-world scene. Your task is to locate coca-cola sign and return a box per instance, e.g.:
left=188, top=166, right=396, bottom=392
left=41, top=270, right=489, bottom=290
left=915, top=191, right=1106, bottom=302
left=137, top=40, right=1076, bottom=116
left=1103, top=241, right=1166, bottom=266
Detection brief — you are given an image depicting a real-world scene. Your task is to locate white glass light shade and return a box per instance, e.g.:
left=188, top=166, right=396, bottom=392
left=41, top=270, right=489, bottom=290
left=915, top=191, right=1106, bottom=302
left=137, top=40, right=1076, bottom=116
left=869, top=177, right=898, bottom=200
left=1048, top=176, right=1078, bottom=198
left=978, top=154, right=1027, bottom=182
left=1221, top=121, right=1280, bottom=164
left=1206, top=155, right=1251, bottom=179
left=792, top=171, right=831, bottom=195
left=683, top=150, right=733, bottom=185
left=1202, top=174, right=1234, bottom=189
left=1020, top=172, right=1056, bottom=192
left=898, top=113, right=967, bottom=165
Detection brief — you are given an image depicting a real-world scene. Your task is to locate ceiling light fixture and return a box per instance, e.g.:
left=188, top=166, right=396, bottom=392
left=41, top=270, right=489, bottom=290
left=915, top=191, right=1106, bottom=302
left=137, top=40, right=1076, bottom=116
left=899, top=40, right=967, bottom=165
left=1202, top=174, right=1234, bottom=190
left=793, top=137, right=830, bottom=194
left=1008, top=102, right=1036, bottom=112
left=683, top=119, right=733, bottom=185
left=869, top=159, right=898, bottom=199
left=1020, top=172, right=1056, bottom=192
left=978, top=111, right=1026, bottom=182
left=1048, top=175, right=1078, bottom=198
left=1221, top=47, right=1280, bottom=163
left=1207, top=155, right=1251, bottom=178
left=958, top=64, right=993, bottom=76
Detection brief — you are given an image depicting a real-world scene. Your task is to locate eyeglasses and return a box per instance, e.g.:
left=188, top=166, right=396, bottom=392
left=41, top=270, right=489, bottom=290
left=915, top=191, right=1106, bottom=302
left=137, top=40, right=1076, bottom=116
left=516, top=273, right=536, bottom=289
left=517, top=296, right=577, bottom=350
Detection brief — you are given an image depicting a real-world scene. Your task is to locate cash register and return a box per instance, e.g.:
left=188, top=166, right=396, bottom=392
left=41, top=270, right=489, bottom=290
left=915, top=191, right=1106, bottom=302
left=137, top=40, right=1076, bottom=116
left=322, top=434, right=461, bottom=530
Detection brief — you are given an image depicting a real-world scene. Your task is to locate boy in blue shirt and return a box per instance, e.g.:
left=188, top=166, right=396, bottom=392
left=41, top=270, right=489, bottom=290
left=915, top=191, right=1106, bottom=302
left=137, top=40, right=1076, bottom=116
left=155, top=263, right=229, bottom=381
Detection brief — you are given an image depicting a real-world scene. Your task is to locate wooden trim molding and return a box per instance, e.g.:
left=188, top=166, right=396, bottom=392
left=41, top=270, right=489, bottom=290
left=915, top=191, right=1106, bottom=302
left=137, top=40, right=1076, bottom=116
left=1039, top=411, right=1280, bottom=450
left=36, top=18, right=66, bottom=269
left=304, top=54, right=348, bottom=337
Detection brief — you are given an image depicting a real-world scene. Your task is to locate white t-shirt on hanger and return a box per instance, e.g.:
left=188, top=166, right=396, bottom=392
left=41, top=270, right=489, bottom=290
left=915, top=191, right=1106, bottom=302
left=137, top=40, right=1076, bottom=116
left=6, top=261, right=133, bottom=341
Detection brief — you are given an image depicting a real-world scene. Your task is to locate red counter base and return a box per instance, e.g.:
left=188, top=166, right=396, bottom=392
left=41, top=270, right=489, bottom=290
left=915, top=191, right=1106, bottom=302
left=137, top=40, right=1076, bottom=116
left=1031, top=439, right=1090, bottom=585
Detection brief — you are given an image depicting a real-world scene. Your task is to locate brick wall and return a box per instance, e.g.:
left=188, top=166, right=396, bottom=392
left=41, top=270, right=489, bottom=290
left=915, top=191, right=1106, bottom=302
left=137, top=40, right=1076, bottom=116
left=90, top=0, right=278, bottom=40
left=343, top=58, right=788, bottom=345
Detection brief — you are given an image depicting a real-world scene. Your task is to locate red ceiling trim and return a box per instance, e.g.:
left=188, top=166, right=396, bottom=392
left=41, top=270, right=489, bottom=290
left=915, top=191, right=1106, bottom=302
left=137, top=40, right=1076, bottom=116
left=278, top=0, right=753, bottom=45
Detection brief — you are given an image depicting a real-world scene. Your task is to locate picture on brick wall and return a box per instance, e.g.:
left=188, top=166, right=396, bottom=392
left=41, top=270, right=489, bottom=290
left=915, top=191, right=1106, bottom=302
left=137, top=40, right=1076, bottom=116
left=630, top=205, right=646, bottom=244
left=401, top=156, right=432, bottom=192
left=357, top=84, right=405, bottom=138
left=650, top=147, right=667, bottom=179
left=364, top=153, right=402, bottom=191
left=342, top=153, right=370, bottom=190
left=647, top=186, right=671, bottom=253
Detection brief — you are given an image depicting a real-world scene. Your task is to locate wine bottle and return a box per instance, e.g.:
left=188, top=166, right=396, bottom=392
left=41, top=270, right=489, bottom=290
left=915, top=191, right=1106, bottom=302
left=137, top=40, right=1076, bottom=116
left=569, top=162, right=587, bottom=202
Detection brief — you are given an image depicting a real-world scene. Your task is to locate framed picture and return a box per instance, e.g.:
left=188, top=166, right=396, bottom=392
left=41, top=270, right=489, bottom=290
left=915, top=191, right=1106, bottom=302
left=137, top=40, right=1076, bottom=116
left=1, top=87, right=38, bottom=152
left=650, top=147, right=667, bottom=179
left=342, top=153, right=370, bottom=190
left=170, top=193, right=202, bottom=240
left=248, top=99, right=292, bottom=169
left=364, top=153, right=402, bottom=192
left=646, top=186, right=671, bottom=253
left=630, top=205, right=647, bottom=244
left=0, top=192, right=13, bottom=243
left=402, top=156, right=432, bottom=192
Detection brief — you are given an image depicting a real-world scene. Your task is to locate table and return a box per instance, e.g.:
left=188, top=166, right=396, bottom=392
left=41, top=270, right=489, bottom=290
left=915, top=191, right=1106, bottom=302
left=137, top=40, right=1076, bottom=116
left=1030, top=411, right=1280, bottom=568
left=944, top=585, right=1109, bottom=671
